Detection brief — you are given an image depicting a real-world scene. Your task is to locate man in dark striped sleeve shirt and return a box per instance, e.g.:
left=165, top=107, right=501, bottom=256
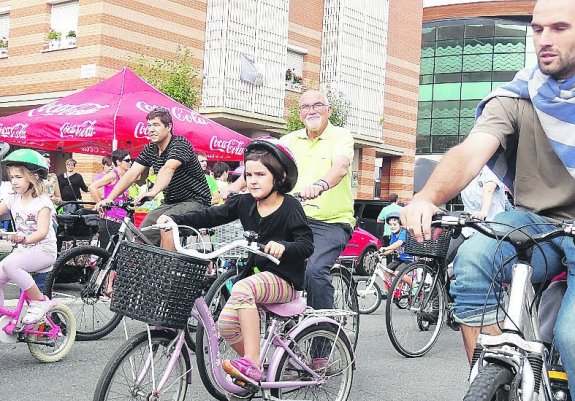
left=96, top=108, right=211, bottom=245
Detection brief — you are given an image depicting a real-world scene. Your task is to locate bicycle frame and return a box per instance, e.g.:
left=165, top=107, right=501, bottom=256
left=127, top=296, right=350, bottom=399
left=90, top=214, right=153, bottom=291
left=0, top=291, right=62, bottom=340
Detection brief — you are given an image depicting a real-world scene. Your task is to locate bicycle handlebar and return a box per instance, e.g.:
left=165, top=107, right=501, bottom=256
left=430, top=213, right=575, bottom=249
left=142, top=222, right=281, bottom=265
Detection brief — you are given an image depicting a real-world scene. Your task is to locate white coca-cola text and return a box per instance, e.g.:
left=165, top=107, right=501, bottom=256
left=209, top=136, right=245, bottom=155
left=0, top=122, right=28, bottom=139
left=134, top=121, right=150, bottom=139
left=135, top=101, right=208, bottom=126
left=60, top=120, right=97, bottom=138
left=28, top=102, right=110, bottom=117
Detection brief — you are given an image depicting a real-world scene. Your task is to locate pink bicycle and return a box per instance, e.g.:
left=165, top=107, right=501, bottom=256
left=93, top=224, right=355, bottom=401
left=0, top=234, right=76, bottom=362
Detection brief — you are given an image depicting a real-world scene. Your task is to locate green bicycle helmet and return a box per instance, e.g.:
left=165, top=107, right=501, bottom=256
left=2, top=149, right=49, bottom=179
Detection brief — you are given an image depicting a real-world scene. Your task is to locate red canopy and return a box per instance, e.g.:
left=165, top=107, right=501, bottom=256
left=0, top=68, right=248, bottom=161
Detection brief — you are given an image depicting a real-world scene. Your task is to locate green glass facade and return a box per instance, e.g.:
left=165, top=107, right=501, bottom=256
left=417, top=18, right=535, bottom=154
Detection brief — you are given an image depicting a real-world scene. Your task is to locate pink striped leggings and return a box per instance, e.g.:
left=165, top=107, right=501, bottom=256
left=218, top=271, right=296, bottom=345
left=0, top=248, right=56, bottom=306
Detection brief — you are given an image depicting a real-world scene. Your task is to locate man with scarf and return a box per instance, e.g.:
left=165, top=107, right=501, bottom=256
left=402, top=0, right=575, bottom=395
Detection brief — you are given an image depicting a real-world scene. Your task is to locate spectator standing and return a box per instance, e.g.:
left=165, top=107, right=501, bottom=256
left=197, top=151, right=221, bottom=204
left=213, top=162, right=230, bottom=192
left=92, top=156, right=113, bottom=183
left=57, top=158, right=88, bottom=214
left=95, top=108, right=211, bottom=245
left=376, top=193, right=403, bottom=246
left=41, top=152, right=61, bottom=206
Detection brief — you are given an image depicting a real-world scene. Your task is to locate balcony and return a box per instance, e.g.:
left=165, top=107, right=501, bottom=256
left=43, top=30, right=77, bottom=52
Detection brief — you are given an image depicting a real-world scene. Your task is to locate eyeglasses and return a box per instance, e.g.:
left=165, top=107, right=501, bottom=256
left=123, top=158, right=133, bottom=163
left=299, top=102, right=329, bottom=112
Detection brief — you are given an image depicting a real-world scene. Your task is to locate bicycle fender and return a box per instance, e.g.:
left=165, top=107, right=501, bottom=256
left=265, top=317, right=354, bottom=381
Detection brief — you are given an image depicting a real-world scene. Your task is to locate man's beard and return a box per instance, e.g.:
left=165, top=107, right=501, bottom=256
left=538, top=48, right=575, bottom=80
left=304, top=118, right=322, bottom=131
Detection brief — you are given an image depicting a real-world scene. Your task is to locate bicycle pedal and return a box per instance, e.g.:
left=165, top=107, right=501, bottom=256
left=232, top=378, right=259, bottom=393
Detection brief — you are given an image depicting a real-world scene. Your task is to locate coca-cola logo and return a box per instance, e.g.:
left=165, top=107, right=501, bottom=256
left=171, top=107, right=208, bottom=125
left=60, top=120, right=97, bottom=138
left=134, top=121, right=150, bottom=139
left=28, top=102, right=109, bottom=117
left=135, top=101, right=208, bottom=126
left=0, top=122, right=28, bottom=139
left=79, top=145, right=103, bottom=153
left=209, top=136, right=245, bottom=155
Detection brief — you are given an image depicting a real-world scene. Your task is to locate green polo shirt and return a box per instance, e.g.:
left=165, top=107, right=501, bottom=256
left=280, top=122, right=355, bottom=226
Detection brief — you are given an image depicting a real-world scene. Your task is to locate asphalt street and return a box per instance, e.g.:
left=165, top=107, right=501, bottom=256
left=1, top=284, right=470, bottom=401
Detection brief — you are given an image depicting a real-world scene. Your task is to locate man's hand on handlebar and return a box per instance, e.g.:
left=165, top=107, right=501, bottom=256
left=264, top=240, right=285, bottom=259
left=400, top=197, right=443, bottom=242
left=297, top=183, right=323, bottom=201
left=156, top=214, right=175, bottom=230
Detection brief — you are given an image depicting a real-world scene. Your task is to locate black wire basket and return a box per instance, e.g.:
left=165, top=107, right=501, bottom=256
left=111, top=242, right=211, bottom=329
left=404, top=228, right=452, bottom=259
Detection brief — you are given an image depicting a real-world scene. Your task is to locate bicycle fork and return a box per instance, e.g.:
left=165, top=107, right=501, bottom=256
left=470, top=263, right=547, bottom=401
left=131, top=329, right=189, bottom=400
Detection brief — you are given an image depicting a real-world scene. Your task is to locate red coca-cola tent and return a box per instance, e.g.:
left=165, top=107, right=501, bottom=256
left=0, top=68, right=248, bottom=161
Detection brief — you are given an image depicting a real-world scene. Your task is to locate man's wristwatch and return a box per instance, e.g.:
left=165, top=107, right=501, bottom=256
left=313, top=179, right=329, bottom=192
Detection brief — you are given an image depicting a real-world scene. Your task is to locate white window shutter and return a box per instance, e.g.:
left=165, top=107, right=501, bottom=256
left=50, top=0, right=79, bottom=36
left=0, top=13, right=9, bottom=39
left=287, top=50, right=303, bottom=76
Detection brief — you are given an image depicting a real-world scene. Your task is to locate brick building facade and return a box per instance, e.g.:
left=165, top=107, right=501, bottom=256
left=0, top=0, right=422, bottom=201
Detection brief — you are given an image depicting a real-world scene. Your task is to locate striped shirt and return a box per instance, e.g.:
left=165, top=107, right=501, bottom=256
left=136, top=135, right=211, bottom=206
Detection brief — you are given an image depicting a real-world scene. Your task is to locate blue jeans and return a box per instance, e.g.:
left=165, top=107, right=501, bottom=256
left=305, top=220, right=351, bottom=310
left=451, top=210, right=575, bottom=395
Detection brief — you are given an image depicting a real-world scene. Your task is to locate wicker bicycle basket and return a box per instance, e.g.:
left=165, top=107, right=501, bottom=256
left=404, top=227, right=452, bottom=259
left=110, top=242, right=211, bottom=329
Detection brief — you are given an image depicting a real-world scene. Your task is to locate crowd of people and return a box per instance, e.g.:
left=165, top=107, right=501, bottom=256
left=0, top=0, right=574, bottom=397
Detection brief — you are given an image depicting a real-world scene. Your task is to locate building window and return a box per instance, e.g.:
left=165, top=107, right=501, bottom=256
left=46, top=0, right=78, bottom=50
left=286, top=45, right=306, bottom=92
left=0, top=12, right=9, bottom=58
left=417, top=17, right=531, bottom=155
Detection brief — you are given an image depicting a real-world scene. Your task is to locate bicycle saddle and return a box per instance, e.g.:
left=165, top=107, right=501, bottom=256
left=261, top=296, right=307, bottom=317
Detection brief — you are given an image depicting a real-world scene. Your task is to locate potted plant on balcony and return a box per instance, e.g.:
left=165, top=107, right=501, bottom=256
left=48, top=29, right=62, bottom=50
left=0, top=37, right=7, bottom=57
left=66, top=30, right=77, bottom=47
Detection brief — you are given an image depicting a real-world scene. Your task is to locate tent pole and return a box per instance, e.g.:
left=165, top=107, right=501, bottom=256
left=112, top=139, right=118, bottom=151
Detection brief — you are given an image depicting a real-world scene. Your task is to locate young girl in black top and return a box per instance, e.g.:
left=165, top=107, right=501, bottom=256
left=157, top=138, right=313, bottom=387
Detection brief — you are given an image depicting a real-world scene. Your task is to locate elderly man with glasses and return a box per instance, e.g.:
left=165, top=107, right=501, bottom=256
left=224, top=89, right=355, bottom=317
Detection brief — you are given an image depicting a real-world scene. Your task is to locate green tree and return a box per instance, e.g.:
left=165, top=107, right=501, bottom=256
left=128, top=47, right=201, bottom=109
left=285, top=86, right=351, bottom=132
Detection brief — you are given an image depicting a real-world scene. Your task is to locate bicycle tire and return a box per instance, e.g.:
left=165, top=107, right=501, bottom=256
left=271, top=322, right=354, bottom=401
left=463, top=364, right=514, bottom=401
left=195, top=268, right=238, bottom=401
left=27, top=304, right=76, bottom=363
left=330, top=265, right=360, bottom=350
left=385, top=261, right=446, bottom=357
left=355, top=277, right=382, bottom=314
left=93, top=330, right=190, bottom=401
left=44, top=245, right=122, bottom=341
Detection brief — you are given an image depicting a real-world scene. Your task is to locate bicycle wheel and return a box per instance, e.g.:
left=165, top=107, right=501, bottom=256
left=271, top=322, right=354, bottom=401
left=44, top=245, right=122, bottom=341
left=385, top=261, right=446, bottom=357
left=464, top=364, right=514, bottom=401
left=355, top=277, right=382, bottom=314
left=93, top=330, right=190, bottom=401
left=27, top=304, right=76, bottom=363
left=330, top=265, right=360, bottom=350
left=195, top=268, right=238, bottom=401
